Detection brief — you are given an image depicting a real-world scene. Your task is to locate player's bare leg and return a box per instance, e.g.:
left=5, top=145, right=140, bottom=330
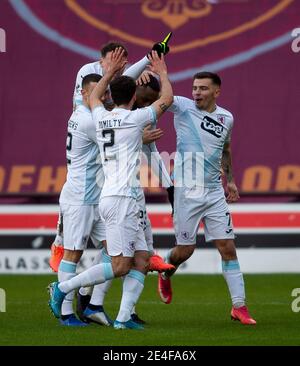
left=158, top=244, right=196, bottom=304
left=215, top=239, right=256, bottom=325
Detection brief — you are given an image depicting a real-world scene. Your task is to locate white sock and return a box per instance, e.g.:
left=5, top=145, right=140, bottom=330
left=116, top=270, right=145, bottom=323
left=58, top=260, right=77, bottom=316
left=79, top=286, right=91, bottom=296
left=59, top=263, right=114, bottom=294
left=90, top=280, right=113, bottom=306
left=222, top=259, right=245, bottom=308
left=78, top=249, right=105, bottom=297
left=89, top=248, right=112, bottom=306
left=131, top=305, right=136, bottom=315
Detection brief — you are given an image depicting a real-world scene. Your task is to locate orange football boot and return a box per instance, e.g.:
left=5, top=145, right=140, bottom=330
left=231, top=305, right=256, bottom=325
left=158, top=273, right=172, bottom=304
left=149, top=254, right=175, bottom=273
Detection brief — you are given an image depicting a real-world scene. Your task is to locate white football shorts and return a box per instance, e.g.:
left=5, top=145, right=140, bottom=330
left=174, top=185, right=235, bottom=245
left=60, top=203, right=106, bottom=250
left=99, top=196, right=148, bottom=257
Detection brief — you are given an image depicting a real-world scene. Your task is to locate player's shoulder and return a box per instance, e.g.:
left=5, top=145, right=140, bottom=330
left=216, top=105, right=234, bottom=122
left=131, top=106, right=156, bottom=122
left=92, top=105, right=117, bottom=122
left=72, top=105, right=92, bottom=124
left=172, top=96, right=194, bottom=113
left=77, top=61, right=102, bottom=78
left=174, top=95, right=193, bottom=106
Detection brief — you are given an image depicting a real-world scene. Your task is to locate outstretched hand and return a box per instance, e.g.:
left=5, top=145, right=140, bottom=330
left=136, top=70, right=156, bottom=86
left=148, top=51, right=167, bottom=76
left=107, top=47, right=128, bottom=76
left=142, top=124, right=164, bottom=144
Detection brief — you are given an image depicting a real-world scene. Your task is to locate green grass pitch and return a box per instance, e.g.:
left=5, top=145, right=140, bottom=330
left=0, top=274, right=299, bottom=346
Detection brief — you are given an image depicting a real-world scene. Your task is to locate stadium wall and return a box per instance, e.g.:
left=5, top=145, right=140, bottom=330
left=1, top=1, right=300, bottom=198
left=0, top=204, right=299, bottom=274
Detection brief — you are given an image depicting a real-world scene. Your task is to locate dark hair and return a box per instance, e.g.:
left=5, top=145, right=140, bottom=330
left=100, top=42, right=128, bottom=58
left=140, top=74, right=161, bottom=92
left=81, top=73, right=102, bottom=89
left=193, top=71, right=221, bottom=86
left=110, top=76, right=136, bottom=106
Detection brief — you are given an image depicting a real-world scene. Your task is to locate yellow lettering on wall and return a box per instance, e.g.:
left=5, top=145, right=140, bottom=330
left=37, top=166, right=66, bottom=193
left=241, top=165, right=272, bottom=192
left=7, top=166, right=36, bottom=192
left=275, top=165, right=300, bottom=191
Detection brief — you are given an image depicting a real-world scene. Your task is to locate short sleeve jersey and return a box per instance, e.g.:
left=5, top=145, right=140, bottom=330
left=73, top=62, right=103, bottom=108
left=168, top=96, right=234, bottom=188
left=59, top=105, right=103, bottom=205
left=92, top=106, right=157, bottom=198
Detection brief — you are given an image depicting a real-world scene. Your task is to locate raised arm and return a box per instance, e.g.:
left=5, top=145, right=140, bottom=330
left=148, top=51, right=173, bottom=119
left=124, top=56, right=150, bottom=80
left=90, top=48, right=127, bottom=110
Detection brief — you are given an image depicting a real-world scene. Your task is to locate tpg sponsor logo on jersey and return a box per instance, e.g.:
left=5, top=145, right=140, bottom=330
left=10, top=0, right=298, bottom=71
left=0, top=28, right=6, bottom=52
left=201, top=116, right=223, bottom=138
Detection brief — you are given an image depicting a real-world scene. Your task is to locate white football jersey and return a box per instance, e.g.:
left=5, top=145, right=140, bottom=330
left=168, top=96, right=234, bottom=188
left=73, top=57, right=150, bottom=108
left=73, top=62, right=103, bottom=108
left=92, top=105, right=156, bottom=198
left=59, top=105, right=104, bottom=205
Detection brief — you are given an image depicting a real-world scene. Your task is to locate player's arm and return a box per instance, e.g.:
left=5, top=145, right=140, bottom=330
left=148, top=51, right=173, bottom=119
left=90, top=48, right=127, bottom=110
left=73, top=66, right=84, bottom=110
left=222, top=141, right=240, bottom=203
left=124, top=56, right=150, bottom=80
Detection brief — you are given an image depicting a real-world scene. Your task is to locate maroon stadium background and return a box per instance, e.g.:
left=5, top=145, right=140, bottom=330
left=0, top=0, right=300, bottom=200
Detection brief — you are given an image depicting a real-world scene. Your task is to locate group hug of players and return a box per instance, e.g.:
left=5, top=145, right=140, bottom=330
left=48, top=33, right=256, bottom=330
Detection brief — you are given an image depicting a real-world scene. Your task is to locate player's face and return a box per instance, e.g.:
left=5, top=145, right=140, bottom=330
left=135, top=86, right=159, bottom=108
left=100, top=50, right=128, bottom=76
left=83, top=82, right=111, bottom=107
left=192, top=78, right=220, bottom=112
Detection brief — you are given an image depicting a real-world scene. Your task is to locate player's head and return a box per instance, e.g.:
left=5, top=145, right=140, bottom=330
left=192, top=71, right=221, bottom=111
left=110, top=75, right=136, bottom=107
left=100, top=42, right=128, bottom=76
left=81, top=73, right=110, bottom=107
left=133, top=74, right=160, bottom=110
